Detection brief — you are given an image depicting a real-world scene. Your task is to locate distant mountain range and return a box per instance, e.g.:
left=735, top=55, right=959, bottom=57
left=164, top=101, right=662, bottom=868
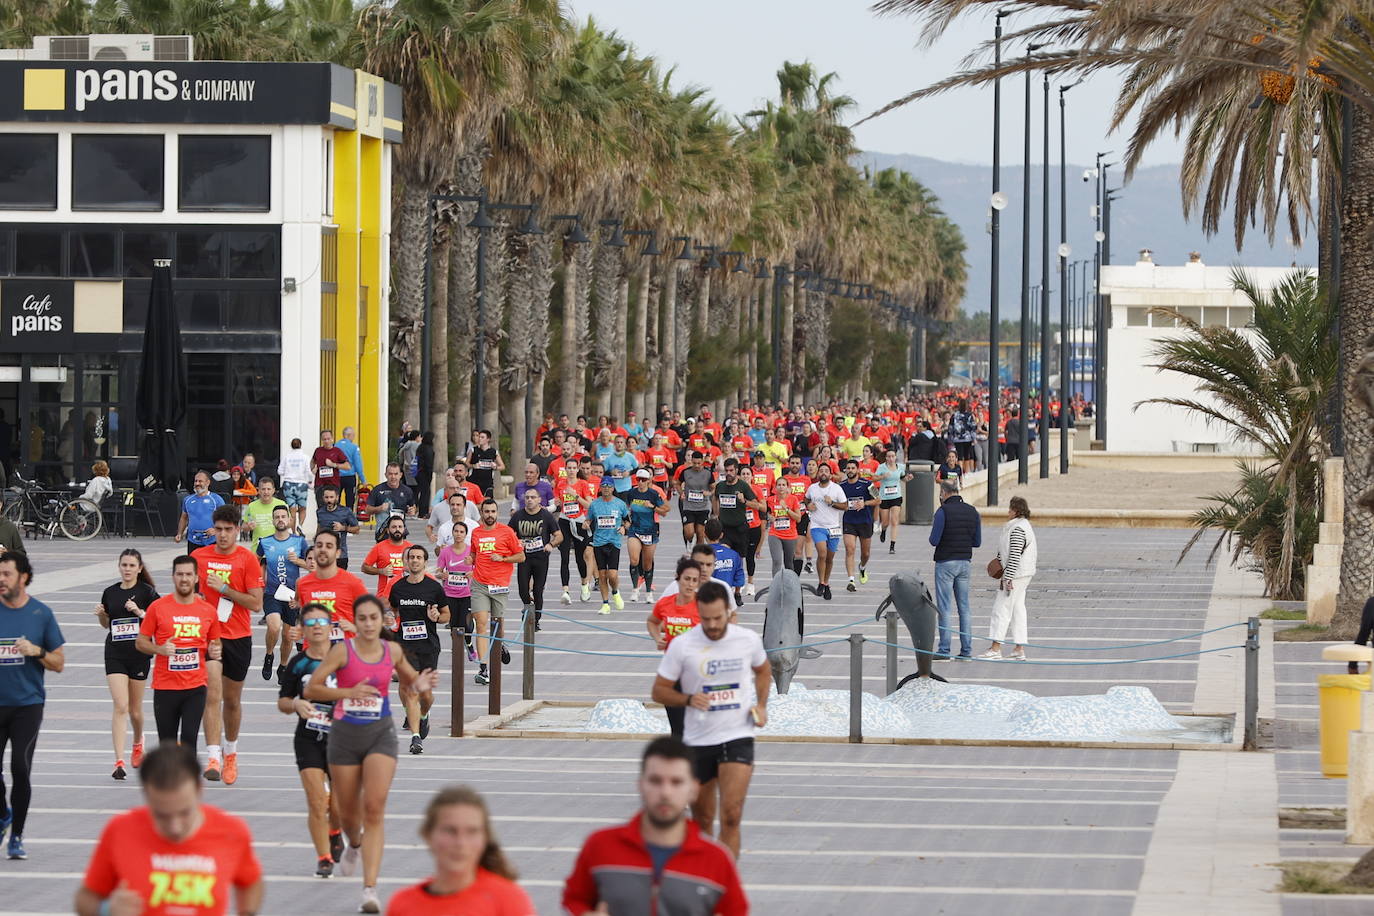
left=855, top=151, right=1308, bottom=316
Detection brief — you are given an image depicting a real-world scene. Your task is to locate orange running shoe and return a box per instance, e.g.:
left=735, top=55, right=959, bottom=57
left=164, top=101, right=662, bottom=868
left=131, top=742, right=144, bottom=768
left=222, top=752, right=238, bottom=786
left=204, top=756, right=222, bottom=781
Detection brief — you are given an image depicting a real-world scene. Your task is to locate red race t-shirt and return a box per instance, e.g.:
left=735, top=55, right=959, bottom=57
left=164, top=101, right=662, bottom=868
left=296, top=569, right=368, bottom=636
left=783, top=473, right=812, bottom=498
left=652, top=595, right=701, bottom=645
left=83, top=804, right=262, bottom=916
left=190, top=545, right=264, bottom=641
left=363, top=539, right=412, bottom=600
left=767, top=491, right=801, bottom=539
left=311, top=446, right=349, bottom=487
left=386, top=869, right=536, bottom=916
left=472, top=524, right=521, bottom=588
left=140, top=595, right=222, bottom=690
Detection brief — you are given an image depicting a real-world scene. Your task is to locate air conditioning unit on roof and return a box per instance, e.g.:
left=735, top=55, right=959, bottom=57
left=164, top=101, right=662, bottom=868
left=9, top=34, right=194, bottom=61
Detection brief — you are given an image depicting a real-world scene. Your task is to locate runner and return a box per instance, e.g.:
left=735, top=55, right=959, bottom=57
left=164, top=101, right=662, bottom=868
left=510, top=488, right=561, bottom=630
left=555, top=463, right=596, bottom=604
left=240, top=475, right=286, bottom=553
left=950, top=397, right=978, bottom=474
left=388, top=786, right=535, bottom=915
left=838, top=460, right=879, bottom=592
left=136, top=556, right=220, bottom=757
left=278, top=606, right=345, bottom=877
left=782, top=455, right=813, bottom=574
left=385, top=545, right=448, bottom=754
left=316, top=484, right=361, bottom=570
left=280, top=437, right=314, bottom=529
left=651, top=581, right=769, bottom=859
left=803, top=463, right=846, bottom=600
left=96, top=549, right=158, bottom=780
left=711, top=459, right=762, bottom=594
left=0, top=552, right=64, bottom=860
left=296, top=529, right=370, bottom=642
left=74, top=744, right=264, bottom=916
left=470, top=498, right=524, bottom=685
left=874, top=448, right=913, bottom=554
left=435, top=523, right=475, bottom=662
left=465, top=429, right=504, bottom=497
left=624, top=468, right=670, bottom=604
left=257, top=505, right=309, bottom=682
left=647, top=557, right=702, bottom=739
left=362, top=515, right=413, bottom=602
left=173, top=470, right=225, bottom=554
left=305, top=594, right=440, bottom=914
left=563, top=736, right=748, bottom=915
left=703, top=520, right=746, bottom=609
left=675, top=451, right=714, bottom=546
left=585, top=478, right=631, bottom=616
left=603, top=435, right=639, bottom=495
left=191, top=505, right=264, bottom=785
left=765, top=479, right=803, bottom=577
left=311, top=429, right=353, bottom=504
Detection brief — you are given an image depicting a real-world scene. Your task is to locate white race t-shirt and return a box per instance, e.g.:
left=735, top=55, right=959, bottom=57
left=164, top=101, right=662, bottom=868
left=804, top=482, right=847, bottom=533
left=657, top=624, right=767, bottom=747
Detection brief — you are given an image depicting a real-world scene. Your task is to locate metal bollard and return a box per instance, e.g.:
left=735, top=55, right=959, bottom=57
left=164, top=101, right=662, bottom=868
left=450, top=627, right=465, bottom=738
left=489, top=617, right=503, bottom=715
left=849, top=633, right=864, bottom=744
left=885, top=611, right=898, bottom=696
left=523, top=610, right=536, bottom=701
left=1244, top=616, right=1259, bottom=751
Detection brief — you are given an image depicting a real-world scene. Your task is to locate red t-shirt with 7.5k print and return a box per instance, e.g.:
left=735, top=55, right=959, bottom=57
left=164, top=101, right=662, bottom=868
left=191, top=545, right=264, bottom=641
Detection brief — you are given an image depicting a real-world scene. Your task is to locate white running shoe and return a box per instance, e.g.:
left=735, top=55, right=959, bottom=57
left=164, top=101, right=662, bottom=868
left=744, top=583, right=756, bottom=599
left=598, top=603, right=612, bottom=616
left=975, top=649, right=1003, bottom=660
left=359, top=885, right=380, bottom=913
left=561, top=589, right=572, bottom=605
left=338, top=843, right=361, bottom=878
left=645, top=588, right=655, bottom=604
left=580, top=582, right=592, bottom=602
left=631, top=587, right=641, bottom=603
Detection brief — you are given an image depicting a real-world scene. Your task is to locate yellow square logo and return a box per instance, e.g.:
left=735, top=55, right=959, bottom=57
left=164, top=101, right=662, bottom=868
left=23, top=69, right=65, bottom=111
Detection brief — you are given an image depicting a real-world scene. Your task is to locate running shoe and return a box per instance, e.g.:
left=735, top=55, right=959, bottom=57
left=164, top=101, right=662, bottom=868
left=744, top=583, right=755, bottom=599
left=112, top=760, right=127, bottom=781
left=859, top=567, right=868, bottom=584
left=410, top=735, right=423, bottom=755
left=277, top=665, right=286, bottom=684
left=846, top=578, right=857, bottom=592
left=467, top=646, right=478, bottom=662
left=975, top=649, right=1003, bottom=660
left=932, top=653, right=951, bottom=661
left=804, top=560, right=814, bottom=573
left=0, top=812, right=10, bottom=847
left=889, top=542, right=896, bottom=554
left=955, top=654, right=972, bottom=662
left=338, top=844, right=361, bottom=877
left=222, top=753, right=238, bottom=786
left=630, top=587, right=641, bottom=603
left=360, top=886, right=381, bottom=914
left=598, top=602, right=612, bottom=616
left=420, top=715, right=430, bottom=740
left=204, top=756, right=222, bottom=781
left=879, top=528, right=886, bottom=543
left=7, top=835, right=24, bottom=860
left=1008, top=650, right=1028, bottom=661
left=501, top=644, right=511, bottom=665
left=475, top=668, right=490, bottom=685
left=580, top=582, right=592, bottom=602
left=261, top=652, right=275, bottom=681
left=330, top=831, right=344, bottom=863
left=612, top=592, right=625, bottom=611
left=822, top=584, right=832, bottom=600
left=645, top=588, right=655, bottom=604
left=316, top=857, right=333, bottom=878
left=401, top=718, right=410, bottom=732
left=131, top=742, right=144, bottom=768
left=561, top=589, right=572, bottom=605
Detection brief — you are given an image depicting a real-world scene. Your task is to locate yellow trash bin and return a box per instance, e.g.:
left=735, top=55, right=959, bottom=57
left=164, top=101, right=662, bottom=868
left=1318, top=673, right=1370, bottom=777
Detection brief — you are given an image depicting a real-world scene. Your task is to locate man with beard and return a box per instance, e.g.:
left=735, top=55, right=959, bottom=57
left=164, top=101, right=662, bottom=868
left=362, top=516, right=412, bottom=604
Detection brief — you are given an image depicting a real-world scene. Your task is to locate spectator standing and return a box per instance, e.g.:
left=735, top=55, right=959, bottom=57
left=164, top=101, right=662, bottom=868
left=928, top=478, right=981, bottom=661
left=466, top=430, right=504, bottom=498
left=980, top=496, right=1037, bottom=660
left=336, top=426, right=367, bottom=509
left=279, top=437, right=313, bottom=529
left=399, top=431, right=421, bottom=493
left=415, top=432, right=436, bottom=509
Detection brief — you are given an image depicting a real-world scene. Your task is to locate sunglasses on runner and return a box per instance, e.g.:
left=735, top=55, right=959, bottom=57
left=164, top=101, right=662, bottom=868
left=302, top=616, right=330, bottom=627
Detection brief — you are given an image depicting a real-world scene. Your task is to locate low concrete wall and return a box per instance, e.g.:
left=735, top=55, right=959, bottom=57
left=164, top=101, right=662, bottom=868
left=1072, top=451, right=1254, bottom=473
left=958, top=435, right=1069, bottom=507
left=975, top=505, right=1194, bottom=528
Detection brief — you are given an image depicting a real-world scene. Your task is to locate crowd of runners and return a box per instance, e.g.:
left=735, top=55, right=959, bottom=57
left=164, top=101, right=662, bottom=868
left=0, top=387, right=1091, bottom=914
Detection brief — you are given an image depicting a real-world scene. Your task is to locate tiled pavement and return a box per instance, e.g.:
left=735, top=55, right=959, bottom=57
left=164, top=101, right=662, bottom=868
left=0, top=516, right=1350, bottom=914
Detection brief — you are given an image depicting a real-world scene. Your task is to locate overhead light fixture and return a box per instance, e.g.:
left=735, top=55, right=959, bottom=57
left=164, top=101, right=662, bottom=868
left=675, top=237, right=694, bottom=260
left=467, top=202, right=495, bottom=230
left=518, top=207, right=544, bottom=236
left=565, top=220, right=590, bottom=245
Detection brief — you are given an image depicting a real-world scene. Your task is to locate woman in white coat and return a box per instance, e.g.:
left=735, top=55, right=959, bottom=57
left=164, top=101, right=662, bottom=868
left=979, top=496, right=1036, bottom=660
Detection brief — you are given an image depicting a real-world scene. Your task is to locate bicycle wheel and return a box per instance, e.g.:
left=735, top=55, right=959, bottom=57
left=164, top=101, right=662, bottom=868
left=58, top=497, right=103, bottom=541
left=2, top=497, right=21, bottom=525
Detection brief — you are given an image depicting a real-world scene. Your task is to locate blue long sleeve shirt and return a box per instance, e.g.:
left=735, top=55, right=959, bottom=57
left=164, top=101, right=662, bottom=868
left=929, top=499, right=982, bottom=551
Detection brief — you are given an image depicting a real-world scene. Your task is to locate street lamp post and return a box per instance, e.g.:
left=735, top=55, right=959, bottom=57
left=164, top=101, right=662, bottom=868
left=988, top=7, right=1011, bottom=505
left=1039, top=71, right=1051, bottom=479
left=1057, top=79, right=1080, bottom=475
left=1019, top=44, right=1045, bottom=485
left=1092, top=153, right=1111, bottom=442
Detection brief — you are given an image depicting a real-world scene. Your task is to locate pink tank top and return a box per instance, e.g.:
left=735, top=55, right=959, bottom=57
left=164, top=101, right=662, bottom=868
left=332, top=639, right=392, bottom=724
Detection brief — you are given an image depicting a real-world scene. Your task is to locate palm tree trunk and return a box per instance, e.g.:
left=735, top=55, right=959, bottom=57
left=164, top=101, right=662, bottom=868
left=677, top=270, right=699, bottom=412
left=759, top=275, right=772, bottom=406
left=781, top=271, right=796, bottom=407
left=560, top=244, right=579, bottom=418
left=527, top=234, right=555, bottom=455
left=695, top=268, right=711, bottom=341
left=428, top=230, right=450, bottom=486
left=449, top=223, right=476, bottom=460
left=590, top=244, right=620, bottom=418
left=574, top=243, right=593, bottom=419
left=392, top=182, right=428, bottom=424
left=633, top=258, right=653, bottom=422
left=612, top=268, right=630, bottom=420
left=503, top=233, right=533, bottom=467
left=481, top=225, right=509, bottom=434
left=1334, top=99, right=1374, bottom=636
left=659, top=260, right=678, bottom=414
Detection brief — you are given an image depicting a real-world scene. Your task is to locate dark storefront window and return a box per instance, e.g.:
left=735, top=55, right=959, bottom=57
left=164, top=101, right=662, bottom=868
left=176, top=230, right=224, bottom=278
left=227, top=230, right=278, bottom=279
left=72, top=135, right=165, bottom=210
left=122, top=230, right=172, bottom=278
left=179, top=136, right=270, bottom=211
left=186, top=354, right=280, bottom=470
left=69, top=230, right=119, bottom=278
left=14, top=228, right=63, bottom=276
left=0, top=134, right=58, bottom=209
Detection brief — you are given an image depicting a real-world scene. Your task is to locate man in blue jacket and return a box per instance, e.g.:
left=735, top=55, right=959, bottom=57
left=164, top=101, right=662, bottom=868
left=929, top=478, right=981, bottom=660
left=704, top=518, right=746, bottom=608
left=336, top=426, right=366, bottom=509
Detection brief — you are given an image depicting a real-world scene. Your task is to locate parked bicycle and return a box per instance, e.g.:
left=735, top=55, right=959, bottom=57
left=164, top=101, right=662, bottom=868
left=2, top=476, right=103, bottom=541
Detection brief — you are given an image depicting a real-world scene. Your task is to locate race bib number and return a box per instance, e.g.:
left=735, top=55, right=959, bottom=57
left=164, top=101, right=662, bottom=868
left=771, top=516, right=791, bottom=531
left=637, top=532, right=654, bottom=544
left=828, top=526, right=842, bottom=539
left=342, top=695, right=382, bottom=720
left=848, top=498, right=864, bottom=510
left=612, top=468, right=626, bottom=478
left=306, top=704, right=332, bottom=733
left=319, top=467, right=336, bottom=479
left=522, top=537, right=544, bottom=552
left=480, top=460, right=496, bottom=470
left=704, top=682, right=742, bottom=712
left=487, top=585, right=509, bottom=595
left=718, top=493, right=738, bottom=508
left=0, top=639, right=22, bottom=665
left=329, top=626, right=345, bottom=643
left=402, top=621, right=427, bottom=641
left=447, top=571, right=469, bottom=589
left=687, top=489, right=705, bottom=502
left=111, top=618, right=140, bottom=641
left=596, top=515, right=615, bottom=529
left=169, top=648, right=199, bottom=671
left=880, top=484, right=901, bottom=499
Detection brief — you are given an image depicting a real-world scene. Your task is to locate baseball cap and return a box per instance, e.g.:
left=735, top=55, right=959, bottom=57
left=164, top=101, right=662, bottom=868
left=635, top=468, right=652, bottom=480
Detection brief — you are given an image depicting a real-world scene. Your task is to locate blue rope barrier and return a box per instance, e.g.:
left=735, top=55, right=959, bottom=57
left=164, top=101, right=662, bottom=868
left=490, top=632, right=851, bottom=659
left=864, top=637, right=1248, bottom=666
left=534, top=609, right=656, bottom=640
left=928, top=620, right=1249, bottom=651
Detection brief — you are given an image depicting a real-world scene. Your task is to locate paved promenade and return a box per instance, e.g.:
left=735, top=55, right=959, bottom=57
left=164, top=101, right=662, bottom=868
left=0, top=509, right=1355, bottom=914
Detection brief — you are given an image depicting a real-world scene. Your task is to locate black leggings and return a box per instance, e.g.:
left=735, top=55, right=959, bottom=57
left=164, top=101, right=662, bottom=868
left=721, top=525, right=750, bottom=574
left=518, top=555, right=550, bottom=613
left=154, top=686, right=207, bottom=754
left=744, top=527, right=762, bottom=578
left=559, top=519, right=589, bottom=586
left=0, top=704, right=43, bottom=836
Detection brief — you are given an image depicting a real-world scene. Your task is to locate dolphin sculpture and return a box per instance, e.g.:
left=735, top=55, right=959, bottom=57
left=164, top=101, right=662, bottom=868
left=755, top=569, right=823, bottom=694
left=876, top=571, right=948, bottom=688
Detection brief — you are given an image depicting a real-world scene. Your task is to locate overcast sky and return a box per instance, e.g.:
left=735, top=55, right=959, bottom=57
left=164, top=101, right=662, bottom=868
left=566, top=0, right=1186, bottom=167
